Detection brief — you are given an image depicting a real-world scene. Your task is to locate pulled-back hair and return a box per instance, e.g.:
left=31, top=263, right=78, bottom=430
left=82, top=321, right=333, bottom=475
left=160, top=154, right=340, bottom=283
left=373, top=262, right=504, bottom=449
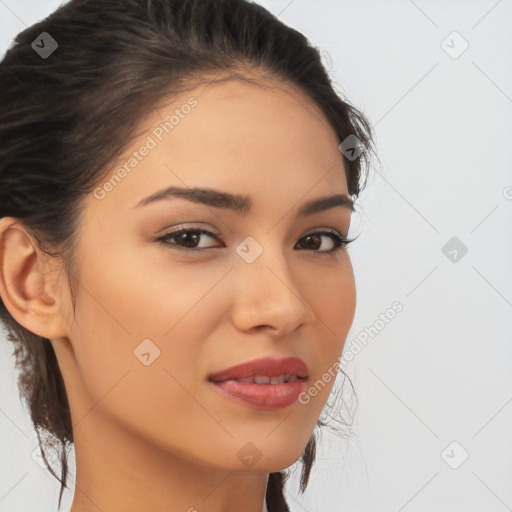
left=0, top=0, right=377, bottom=509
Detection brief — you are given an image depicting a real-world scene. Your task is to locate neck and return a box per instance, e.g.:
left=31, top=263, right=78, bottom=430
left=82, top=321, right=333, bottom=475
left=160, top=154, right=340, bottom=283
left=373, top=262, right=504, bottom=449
left=67, top=407, right=269, bottom=512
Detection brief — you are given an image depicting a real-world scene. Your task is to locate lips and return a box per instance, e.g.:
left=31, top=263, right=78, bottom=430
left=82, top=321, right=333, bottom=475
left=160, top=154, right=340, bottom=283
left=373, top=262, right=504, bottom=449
left=208, top=356, right=309, bottom=383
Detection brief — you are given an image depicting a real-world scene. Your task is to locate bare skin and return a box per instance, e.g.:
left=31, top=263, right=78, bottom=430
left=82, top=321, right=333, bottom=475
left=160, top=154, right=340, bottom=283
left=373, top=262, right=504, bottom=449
left=0, top=76, right=356, bottom=512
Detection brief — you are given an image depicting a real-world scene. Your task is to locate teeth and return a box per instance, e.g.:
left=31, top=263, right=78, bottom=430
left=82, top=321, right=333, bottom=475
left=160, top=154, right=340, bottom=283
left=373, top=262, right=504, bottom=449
left=231, top=375, right=299, bottom=384
left=237, top=377, right=255, bottom=383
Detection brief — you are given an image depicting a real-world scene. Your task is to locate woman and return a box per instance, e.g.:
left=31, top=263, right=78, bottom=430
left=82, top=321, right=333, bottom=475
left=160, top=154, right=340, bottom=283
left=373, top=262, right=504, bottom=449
left=0, top=0, right=377, bottom=510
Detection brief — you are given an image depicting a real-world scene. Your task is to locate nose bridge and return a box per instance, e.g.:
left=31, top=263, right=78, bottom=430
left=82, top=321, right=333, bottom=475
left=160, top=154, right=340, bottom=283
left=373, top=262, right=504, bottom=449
left=236, top=232, right=294, bottom=290
left=231, top=232, right=310, bottom=332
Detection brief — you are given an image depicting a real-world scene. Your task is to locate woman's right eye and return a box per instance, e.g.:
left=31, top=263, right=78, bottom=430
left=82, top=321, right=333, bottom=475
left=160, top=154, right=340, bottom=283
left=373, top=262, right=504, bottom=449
left=156, top=228, right=223, bottom=253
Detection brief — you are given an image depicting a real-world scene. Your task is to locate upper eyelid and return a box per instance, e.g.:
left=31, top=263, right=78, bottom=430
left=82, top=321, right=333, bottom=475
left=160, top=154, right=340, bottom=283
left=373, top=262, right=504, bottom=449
left=162, top=226, right=345, bottom=237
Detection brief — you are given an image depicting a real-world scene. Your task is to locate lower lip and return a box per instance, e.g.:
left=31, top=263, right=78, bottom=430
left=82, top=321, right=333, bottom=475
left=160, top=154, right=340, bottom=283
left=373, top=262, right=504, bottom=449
left=209, top=379, right=307, bottom=410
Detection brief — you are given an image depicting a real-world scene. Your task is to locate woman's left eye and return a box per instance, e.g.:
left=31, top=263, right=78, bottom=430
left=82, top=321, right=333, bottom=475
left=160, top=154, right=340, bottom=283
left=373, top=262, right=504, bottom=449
left=156, top=228, right=354, bottom=254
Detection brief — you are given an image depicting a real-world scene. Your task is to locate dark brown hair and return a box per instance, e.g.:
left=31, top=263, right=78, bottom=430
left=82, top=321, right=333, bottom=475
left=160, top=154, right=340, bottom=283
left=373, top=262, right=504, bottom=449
left=0, top=0, right=377, bottom=510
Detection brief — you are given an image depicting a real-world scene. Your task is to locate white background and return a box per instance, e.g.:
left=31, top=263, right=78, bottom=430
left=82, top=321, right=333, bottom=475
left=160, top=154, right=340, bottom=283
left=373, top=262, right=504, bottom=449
left=1, top=1, right=511, bottom=511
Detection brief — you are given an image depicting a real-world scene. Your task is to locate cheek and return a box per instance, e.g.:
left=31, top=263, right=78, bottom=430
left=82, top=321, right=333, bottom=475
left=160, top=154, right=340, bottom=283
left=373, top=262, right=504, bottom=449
left=306, top=254, right=356, bottom=341
left=303, top=256, right=356, bottom=408
left=66, top=251, right=228, bottom=418
left=66, top=265, right=218, bottom=458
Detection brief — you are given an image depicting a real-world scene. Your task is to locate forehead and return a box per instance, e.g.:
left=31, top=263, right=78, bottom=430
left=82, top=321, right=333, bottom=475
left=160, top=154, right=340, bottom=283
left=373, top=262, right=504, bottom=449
left=89, top=77, right=349, bottom=216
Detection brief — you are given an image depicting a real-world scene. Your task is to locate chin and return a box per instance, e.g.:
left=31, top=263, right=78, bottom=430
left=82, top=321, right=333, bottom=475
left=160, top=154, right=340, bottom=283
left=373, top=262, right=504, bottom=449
left=238, top=437, right=313, bottom=473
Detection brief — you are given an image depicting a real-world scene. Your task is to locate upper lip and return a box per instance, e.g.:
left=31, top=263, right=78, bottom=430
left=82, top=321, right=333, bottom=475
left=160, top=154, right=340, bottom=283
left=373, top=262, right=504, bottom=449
left=208, top=356, right=309, bottom=382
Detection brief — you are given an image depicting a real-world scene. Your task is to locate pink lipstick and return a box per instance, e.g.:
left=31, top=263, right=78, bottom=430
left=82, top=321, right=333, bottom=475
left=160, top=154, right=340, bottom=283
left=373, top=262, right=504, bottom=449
left=208, top=357, right=309, bottom=410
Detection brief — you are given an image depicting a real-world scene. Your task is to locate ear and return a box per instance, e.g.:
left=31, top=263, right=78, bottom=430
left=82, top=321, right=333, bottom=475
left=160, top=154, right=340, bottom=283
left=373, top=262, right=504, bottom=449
left=0, top=217, right=69, bottom=340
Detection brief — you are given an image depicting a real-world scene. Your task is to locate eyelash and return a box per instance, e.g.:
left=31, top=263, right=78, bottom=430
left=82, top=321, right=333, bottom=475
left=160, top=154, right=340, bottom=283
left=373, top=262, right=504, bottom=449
left=156, top=227, right=355, bottom=255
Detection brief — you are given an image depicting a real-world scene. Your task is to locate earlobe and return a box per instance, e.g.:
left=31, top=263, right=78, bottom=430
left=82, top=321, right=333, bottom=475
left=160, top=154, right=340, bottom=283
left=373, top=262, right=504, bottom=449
left=0, top=217, right=68, bottom=339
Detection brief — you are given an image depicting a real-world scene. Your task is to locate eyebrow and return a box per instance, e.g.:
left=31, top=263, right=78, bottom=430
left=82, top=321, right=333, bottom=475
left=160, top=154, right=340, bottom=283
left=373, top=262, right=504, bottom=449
left=134, top=186, right=355, bottom=216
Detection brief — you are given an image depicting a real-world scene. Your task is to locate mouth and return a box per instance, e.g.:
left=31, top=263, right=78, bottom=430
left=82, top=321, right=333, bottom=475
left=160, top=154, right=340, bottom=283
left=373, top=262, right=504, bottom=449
left=208, top=357, right=309, bottom=410
left=214, top=374, right=305, bottom=384
left=208, top=356, right=309, bottom=382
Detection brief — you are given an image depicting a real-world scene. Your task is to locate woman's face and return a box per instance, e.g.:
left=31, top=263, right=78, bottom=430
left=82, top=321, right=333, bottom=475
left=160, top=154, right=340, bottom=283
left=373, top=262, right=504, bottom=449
left=55, top=77, right=356, bottom=473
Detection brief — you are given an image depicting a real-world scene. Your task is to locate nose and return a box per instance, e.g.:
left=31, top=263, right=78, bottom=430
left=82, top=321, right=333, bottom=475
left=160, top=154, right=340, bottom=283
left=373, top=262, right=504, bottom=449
left=229, top=240, right=312, bottom=336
